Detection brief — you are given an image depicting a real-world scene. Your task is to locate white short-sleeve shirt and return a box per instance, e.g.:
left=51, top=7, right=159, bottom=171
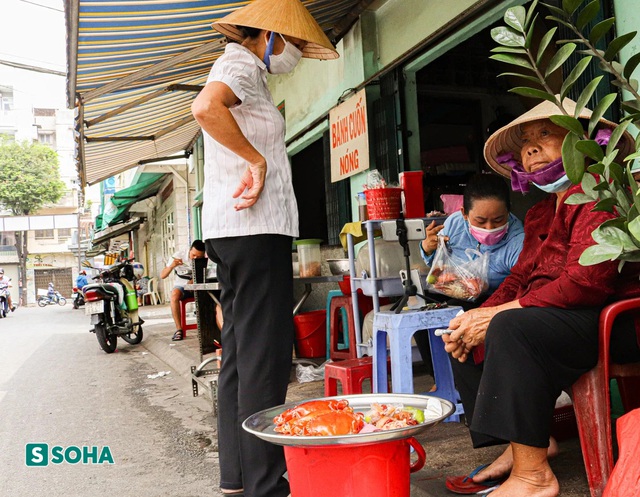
left=201, top=43, right=299, bottom=239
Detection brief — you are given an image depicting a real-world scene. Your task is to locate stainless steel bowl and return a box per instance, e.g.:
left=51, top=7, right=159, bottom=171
left=242, top=393, right=454, bottom=446
left=326, top=259, right=350, bottom=275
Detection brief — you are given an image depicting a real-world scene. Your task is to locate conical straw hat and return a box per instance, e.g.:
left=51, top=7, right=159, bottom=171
left=484, top=97, right=635, bottom=178
left=212, top=0, right=339, bottom=60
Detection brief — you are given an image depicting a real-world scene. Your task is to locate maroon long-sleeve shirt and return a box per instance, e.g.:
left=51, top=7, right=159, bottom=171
left=474, top=184, right=640, bottom=362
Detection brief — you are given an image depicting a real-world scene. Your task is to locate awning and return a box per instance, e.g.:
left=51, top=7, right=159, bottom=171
left=66, top=0, right=375, bottom=186
left=100, top=172, right=166, bottom=229
left=91, top=216, right=142, bottom=246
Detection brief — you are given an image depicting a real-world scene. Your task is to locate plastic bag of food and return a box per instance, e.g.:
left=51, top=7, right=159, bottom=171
left=365, top=169, right=387, bottom=189
left=425, top=235, right=489, bottom=301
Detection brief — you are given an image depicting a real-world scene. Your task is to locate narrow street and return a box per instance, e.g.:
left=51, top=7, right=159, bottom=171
left=0, top=304, right=219, bottom=497
left=0, top=303, right=592, bottom=497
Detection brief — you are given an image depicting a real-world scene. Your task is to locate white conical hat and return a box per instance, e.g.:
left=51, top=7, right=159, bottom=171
left=484, top=97, right=635, bottom=177
left=212, top=0, right=339, bottom=60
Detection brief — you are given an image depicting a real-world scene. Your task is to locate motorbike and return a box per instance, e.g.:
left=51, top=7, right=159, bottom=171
left=37, top=291, right=66, bottom=307
left=82, top=258, right=144, bottom=353
left=72, top=287, right=85, bottom=309
left=0, top=280, right=10, bottom=318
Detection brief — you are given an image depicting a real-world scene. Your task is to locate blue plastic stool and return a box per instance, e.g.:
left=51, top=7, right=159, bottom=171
left=325, top=290, right=350, bottom=359
left=371, top=307, right=464, bottom=422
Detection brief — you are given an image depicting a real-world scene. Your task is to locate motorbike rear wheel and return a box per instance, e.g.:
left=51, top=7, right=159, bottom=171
left=95, top=323, right=117, bottom=353
left=37, top=298, right=47, bottom=307
left=121, top=325, right=143, bottom=345
left=57, top=297, right=67, bottom=306
left=73, top=299, right=79, bottom=309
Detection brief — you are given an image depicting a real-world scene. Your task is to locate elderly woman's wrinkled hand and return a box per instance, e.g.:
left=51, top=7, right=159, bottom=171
left=442, top=333, right=472, bottom=362
left=442, top=307, right=499, bottom=362
left=233, top=159, right=267, bottom=210
left=442, top=302, right=521, bottom=362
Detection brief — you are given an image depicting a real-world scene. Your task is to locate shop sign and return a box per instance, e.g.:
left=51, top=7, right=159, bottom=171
left=329, top=89, right=370, bottom=182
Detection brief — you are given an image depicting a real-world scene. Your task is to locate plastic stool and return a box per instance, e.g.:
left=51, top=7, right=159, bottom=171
left=329, top=295, right=358, bottom=361
left=325, top=290, right=345, bottom=360
left=180, top=297, right=197, bottom=337
left=571, top=297, right=640, bottom=496
left=372, top=307, right=464, bottom=422
left=325, top=357, right=392, bottom=396
left=326, top=290, right=376, bottom=361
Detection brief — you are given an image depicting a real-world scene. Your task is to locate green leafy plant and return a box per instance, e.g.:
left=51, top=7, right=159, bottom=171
left=0, top=137, right=66, bottom=304
left=490, top=0, right=640, bottom=267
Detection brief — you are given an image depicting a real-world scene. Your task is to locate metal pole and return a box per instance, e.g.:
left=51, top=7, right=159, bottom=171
left=76, top=189, right=83, bottom=272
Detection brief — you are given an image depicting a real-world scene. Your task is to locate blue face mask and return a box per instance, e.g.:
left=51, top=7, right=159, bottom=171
left=533, top=173, right=573, bottom=193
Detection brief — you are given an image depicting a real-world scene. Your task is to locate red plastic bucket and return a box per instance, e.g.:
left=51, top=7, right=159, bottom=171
left=364, top=188, right=403, bottom=220
left=293, top=310, right=327, bottom=358
left=284, top=437, right=425, bottom=497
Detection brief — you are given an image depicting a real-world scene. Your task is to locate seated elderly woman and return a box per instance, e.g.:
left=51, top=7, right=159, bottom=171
left=443, top=99, right=640, bottom=497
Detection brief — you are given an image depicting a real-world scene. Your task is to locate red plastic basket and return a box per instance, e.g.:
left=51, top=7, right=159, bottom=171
left=364, top=188, right=403, bottom=220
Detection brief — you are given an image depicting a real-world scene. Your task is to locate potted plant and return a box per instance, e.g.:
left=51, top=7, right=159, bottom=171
left=490, top=0, right=640, bottom=268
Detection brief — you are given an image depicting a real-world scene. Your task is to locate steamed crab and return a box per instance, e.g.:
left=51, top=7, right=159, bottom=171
left=273, top=399, right=364, bottom=436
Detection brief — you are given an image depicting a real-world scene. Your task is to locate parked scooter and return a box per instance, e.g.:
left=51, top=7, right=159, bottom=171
left=72, top=287, right=85, bottom=309
left=82, top=258, right=144, bottom=353
left=37, top=290, right=66, bottom=307
left=0, top=280, right=10, bottom=318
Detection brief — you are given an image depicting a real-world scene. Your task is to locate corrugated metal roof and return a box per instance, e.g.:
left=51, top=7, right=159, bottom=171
left=66, top=0, right=370, bottom=186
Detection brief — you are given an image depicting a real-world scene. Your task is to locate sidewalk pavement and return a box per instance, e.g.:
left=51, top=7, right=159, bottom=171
left=138, top=304, right=591, bottom=497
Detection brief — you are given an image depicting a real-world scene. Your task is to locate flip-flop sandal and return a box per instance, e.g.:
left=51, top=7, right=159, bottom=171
left=172, top=329, right=184, bottom=341
left=476, top=484, right=501, bottom=495
left=445, top=464, right=507, bottom=494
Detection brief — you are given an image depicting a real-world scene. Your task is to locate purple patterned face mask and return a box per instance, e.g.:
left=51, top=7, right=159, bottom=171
left=497, top=128, right=612, bottom=193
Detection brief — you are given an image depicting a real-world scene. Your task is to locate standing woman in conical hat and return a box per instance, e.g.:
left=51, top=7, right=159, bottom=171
left=191, top=1, right=338, bottom=496
left=440, top=98, right=640, bottom=497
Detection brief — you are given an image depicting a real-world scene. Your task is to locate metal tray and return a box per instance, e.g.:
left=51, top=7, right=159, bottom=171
left=242, top=393, right=454, bottom=447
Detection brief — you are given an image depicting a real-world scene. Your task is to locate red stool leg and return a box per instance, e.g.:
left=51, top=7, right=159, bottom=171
left=179, top=297, right=197, bottom=337
left=324, top=375, right=338, bottom=396
left=572, top=364, right=613, bottom=497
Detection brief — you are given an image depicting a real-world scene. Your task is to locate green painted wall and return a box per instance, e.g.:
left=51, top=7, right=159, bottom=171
left=271, top=0, right=493, bottom=146
left=613, top=0, right=640, bottom=151
left=269, top=0, right=526, bottom=223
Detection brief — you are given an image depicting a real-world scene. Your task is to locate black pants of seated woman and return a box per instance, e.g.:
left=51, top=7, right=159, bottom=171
left=449, top=307, right=640, bottom=449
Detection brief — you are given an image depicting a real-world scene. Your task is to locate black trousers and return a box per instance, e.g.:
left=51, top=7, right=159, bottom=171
left=450, top=307, right=640, bottom=449
left=206, top=235, right=294, bottom=497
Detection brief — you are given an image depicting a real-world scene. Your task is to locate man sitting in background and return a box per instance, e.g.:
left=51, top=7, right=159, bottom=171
left=160, top=240, right=206, bottom=341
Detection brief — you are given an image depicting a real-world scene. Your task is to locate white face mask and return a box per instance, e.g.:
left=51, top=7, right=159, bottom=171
left=533, top=173, right=573, bottom=193
left=265, top=33, right=303, bottom=74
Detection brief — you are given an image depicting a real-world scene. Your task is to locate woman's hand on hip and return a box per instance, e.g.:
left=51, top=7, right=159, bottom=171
left=233, top=159, right=267, bottom=210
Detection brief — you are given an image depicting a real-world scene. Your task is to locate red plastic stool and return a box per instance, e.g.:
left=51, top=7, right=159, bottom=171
left=325, top=357, right=374, bottom=396
left=329, top=295, right=357, bottom=361
left=180, top=297, right=197, bottom=337
left=328, top=293, right=375, bottom=361
left=324, top=357, right=390, bottom=396
left=571, top=297, right=640, bottom=497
